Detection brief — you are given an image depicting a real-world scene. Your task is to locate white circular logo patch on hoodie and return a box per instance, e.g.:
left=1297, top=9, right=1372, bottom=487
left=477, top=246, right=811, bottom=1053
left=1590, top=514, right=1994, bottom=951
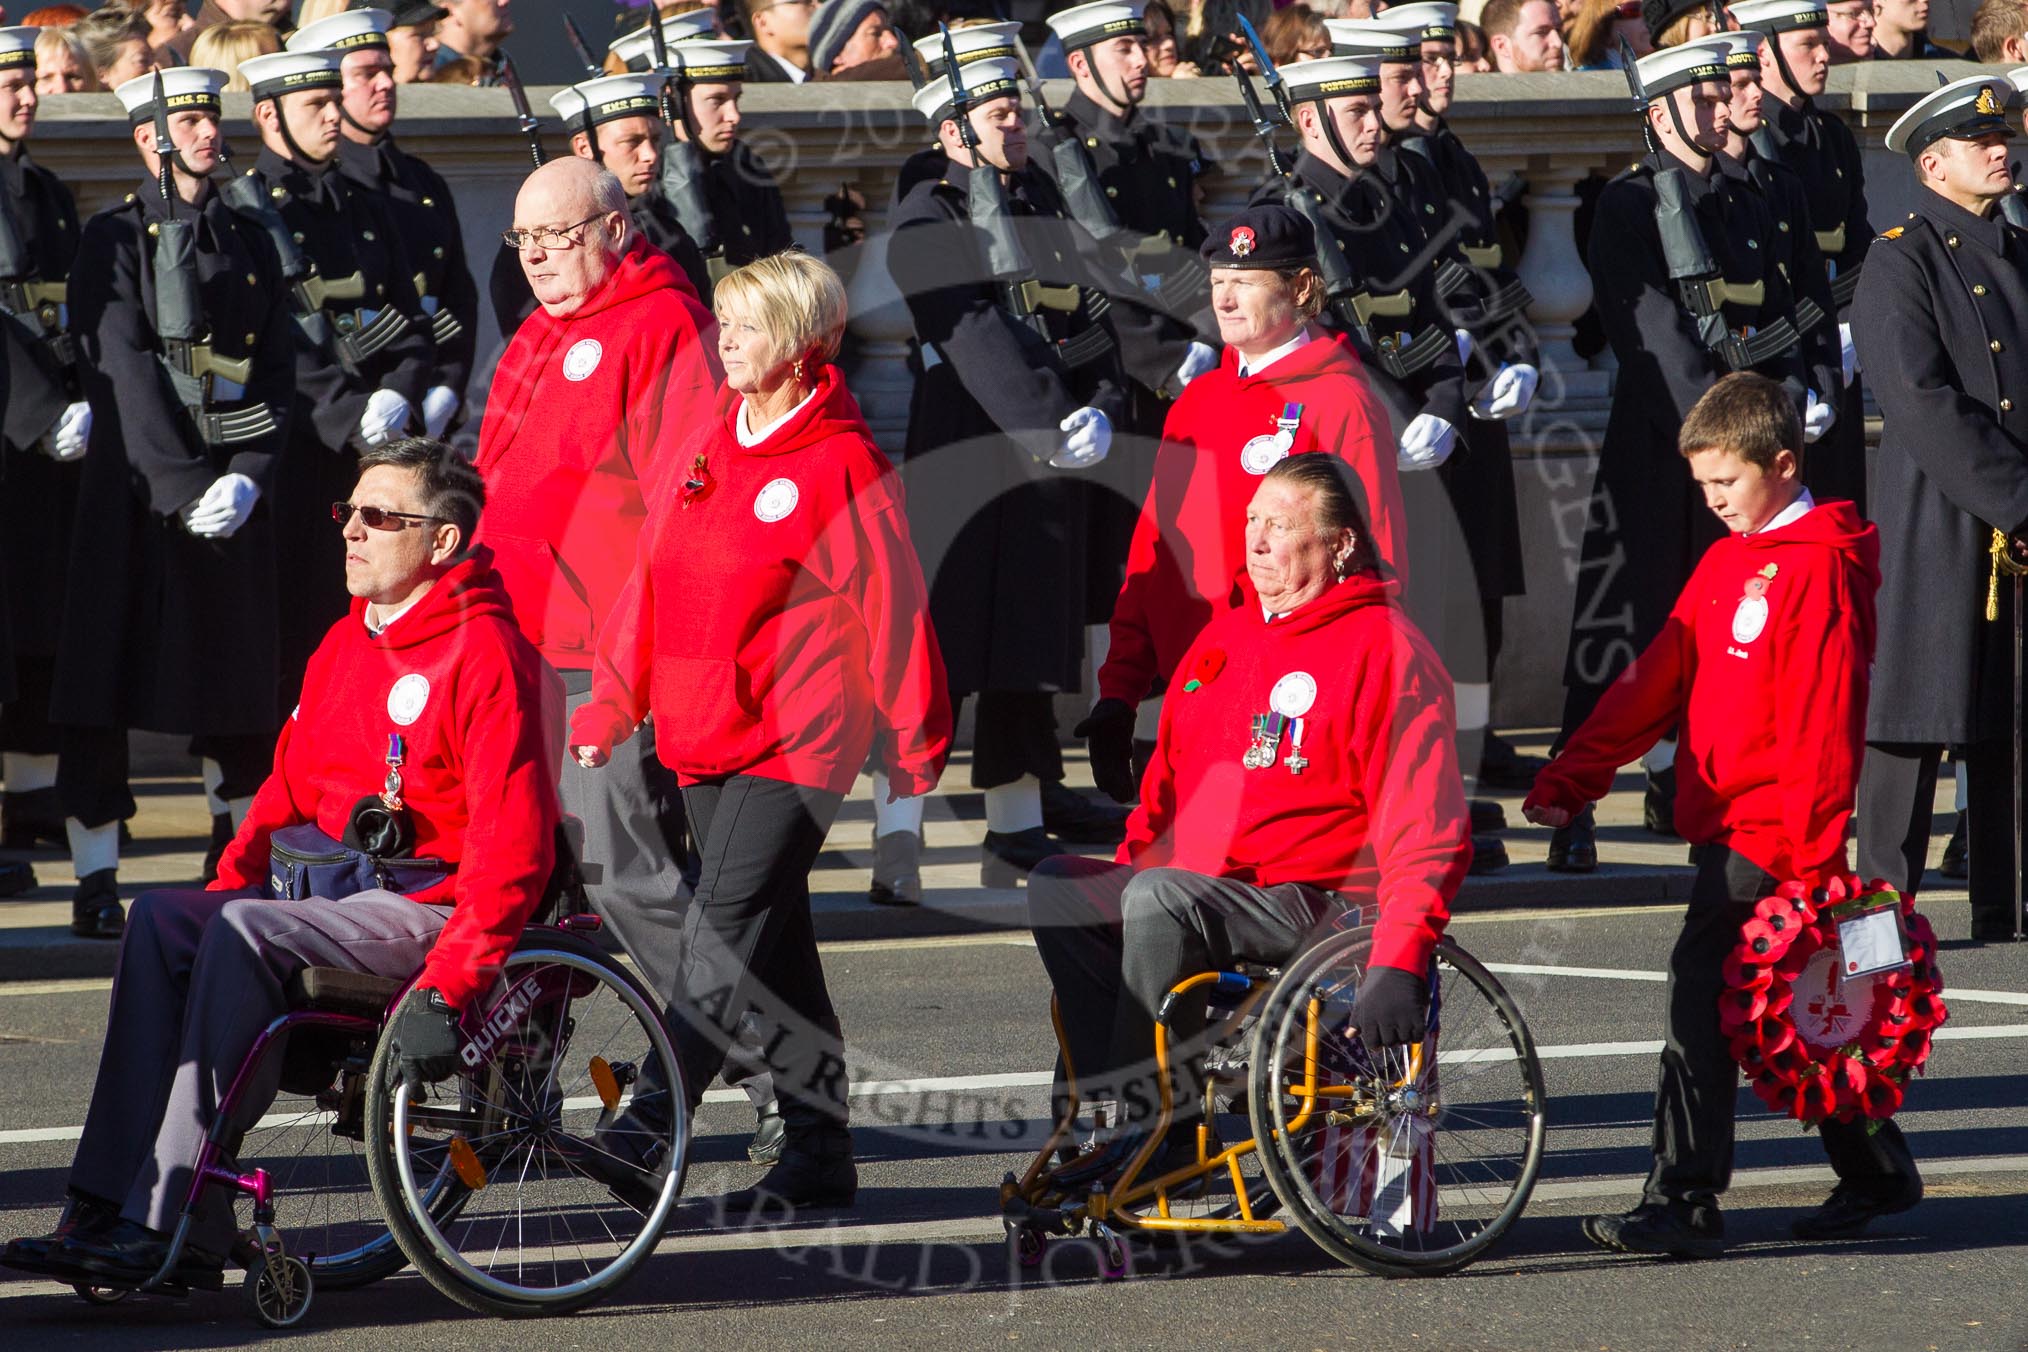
left=754, top=478, right=800, bottom=523
left=562, top=339, right=602, bottom=382
left=1269, top=670, right=1317, bottom=718
left=388, top=673, right=431, bottom=726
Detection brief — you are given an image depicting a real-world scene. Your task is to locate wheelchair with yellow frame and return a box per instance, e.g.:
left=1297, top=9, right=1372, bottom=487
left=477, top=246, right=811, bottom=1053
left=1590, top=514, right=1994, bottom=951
left=1000, top=916, right=1546, bottom=1278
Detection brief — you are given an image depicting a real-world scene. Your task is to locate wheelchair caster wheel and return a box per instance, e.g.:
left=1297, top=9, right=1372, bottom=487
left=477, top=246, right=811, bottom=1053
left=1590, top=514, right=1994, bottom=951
left=246, top=1255, right=313, bottom=1328
left=1093, top=1224, right=1131, bottom=1281
left=72, top=1283, right=130, bottom=1306
left=1012, top=1228, right=1047, bottom=1270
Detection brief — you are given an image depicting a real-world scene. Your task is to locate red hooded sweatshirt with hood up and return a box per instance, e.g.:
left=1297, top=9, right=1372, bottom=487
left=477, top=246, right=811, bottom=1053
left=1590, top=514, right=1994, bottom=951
left=571, top=365, right=952, bottom=797
left=1121, top=571, right=1469, bottom=976
left=213, top=546, right=564, bottom=1009
left=1099, top=332, right=1403, bottom=707
left=1526, top=498, right=1880, bottom=889
left=476, top=238, right=721, bottom=670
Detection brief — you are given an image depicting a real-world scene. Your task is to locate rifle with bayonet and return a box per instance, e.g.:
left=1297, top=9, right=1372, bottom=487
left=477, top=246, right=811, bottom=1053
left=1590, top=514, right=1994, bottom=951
left=1620, top=35, right=1796, bottom=372
left=943, top=24, right=1034, bottom=298
left=641, top=12, right=722, bottom=258
left=499, top=49, right=547, bottom=169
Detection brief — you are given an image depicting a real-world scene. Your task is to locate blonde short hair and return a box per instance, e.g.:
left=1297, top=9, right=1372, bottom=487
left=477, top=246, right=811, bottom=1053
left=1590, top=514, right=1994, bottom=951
left=295, top=0, right=353, bottom=26
left=713, top=251, right=849, bottom=366
left=191, top=20, right=281, bottom=91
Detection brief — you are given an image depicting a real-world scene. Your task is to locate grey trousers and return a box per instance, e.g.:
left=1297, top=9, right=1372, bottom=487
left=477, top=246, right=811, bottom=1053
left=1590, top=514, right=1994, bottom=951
left=1027, top=857, right=1343, bottom=1126
left=69, top=888, right=449, bottom=1251
left=557, top=685, right=773, bottom=1113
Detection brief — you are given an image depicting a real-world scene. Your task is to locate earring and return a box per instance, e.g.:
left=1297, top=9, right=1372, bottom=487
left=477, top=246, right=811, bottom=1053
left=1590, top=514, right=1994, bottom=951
left=1332, top=557, right=1348, bottom=582
left=794, top=359, right=805, bottom=382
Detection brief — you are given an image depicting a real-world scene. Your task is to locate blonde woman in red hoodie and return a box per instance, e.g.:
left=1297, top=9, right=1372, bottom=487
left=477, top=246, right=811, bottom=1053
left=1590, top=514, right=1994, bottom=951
left=572, top=251, right=952, bottom=1216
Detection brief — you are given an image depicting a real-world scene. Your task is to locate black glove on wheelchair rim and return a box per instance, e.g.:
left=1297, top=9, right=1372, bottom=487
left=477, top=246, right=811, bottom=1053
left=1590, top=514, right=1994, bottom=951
left=1352, top=963, right=1430, bottom=1052
left=1073, top=697, right=1138, bottom=805
left=391, top=987, right=464, bottom=1093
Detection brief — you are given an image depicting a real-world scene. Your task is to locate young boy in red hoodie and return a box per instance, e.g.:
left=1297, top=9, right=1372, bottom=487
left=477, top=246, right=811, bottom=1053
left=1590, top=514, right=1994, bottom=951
left=1525, top=372, right=1920, bottom=1259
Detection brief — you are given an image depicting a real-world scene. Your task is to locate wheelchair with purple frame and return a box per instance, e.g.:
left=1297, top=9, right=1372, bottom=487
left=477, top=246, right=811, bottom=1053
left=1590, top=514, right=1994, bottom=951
left=68, top=828, right=687, bottom=1326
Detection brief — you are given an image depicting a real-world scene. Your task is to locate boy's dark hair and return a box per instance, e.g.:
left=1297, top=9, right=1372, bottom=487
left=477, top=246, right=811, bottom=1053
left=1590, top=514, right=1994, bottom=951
left=357, top=436, right=486, bottom=552
left=1678, top=372, right=1804, bottom=473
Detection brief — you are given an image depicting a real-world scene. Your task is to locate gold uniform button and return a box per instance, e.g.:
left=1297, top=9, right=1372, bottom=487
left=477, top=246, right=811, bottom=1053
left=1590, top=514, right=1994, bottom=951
left=1947, top=232, right=1960, bottom=248
left=246, top=273, right=257, bottom=285
left=363, top=230, right=375, bottom=241
left=432, top=246, right=444, bottom=259
left=1085, top=137, right=1098, bottom=149
left=270, top=186, right=285, bottom=201
left=1105, top=186, right=1117, bottom=198
left=1993, top=340, right=2005, bottom=353
left=244, top=332, right=257, bottom=344
left=1975, top=284, right=1988, bottom=296
left=422, top=196, right=434, bottom=207
left=292, top=232, right=305, bottom=244
left=2002, top=398, right=2015, bottom=412
left=147, top=222, right=159, bottom=236
left=375, top=284, right=384, bottom=297
left=1166, top=176, right=1176, bottom=188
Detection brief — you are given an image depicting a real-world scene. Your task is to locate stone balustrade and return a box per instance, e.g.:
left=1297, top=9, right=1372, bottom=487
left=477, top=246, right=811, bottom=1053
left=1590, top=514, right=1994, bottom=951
left=26, top=59, right=1983, bottom=720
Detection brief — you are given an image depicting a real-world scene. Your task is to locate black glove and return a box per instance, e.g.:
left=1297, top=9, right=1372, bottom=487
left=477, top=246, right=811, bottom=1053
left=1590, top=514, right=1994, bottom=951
left=1353, top=965, right=1429, bottom=1051
left=391, top=987, right=463, bottom=1094
left=1072, top=697, right=1137, bottom=804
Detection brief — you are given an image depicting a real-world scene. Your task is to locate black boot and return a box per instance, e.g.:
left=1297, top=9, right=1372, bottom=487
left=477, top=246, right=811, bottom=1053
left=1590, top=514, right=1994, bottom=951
left=0, top=788, right=66, bottom=852
left=1039, top=780, right=1130, bottom=844
left=1547, top=805, right=1597, bottom=873
left=46, top=1217, right=225, bottom=1290
left=1468, top=834, right=1509, bottom=875
left=0, top=1192, right=122, bottom=1275
left=1476, top=732, right=1547, bottom=791
left=200, top=812, right=234, bottom=885
left=1790, top=1178, right=1922, bottom=1240
left=70, top=869, right=123, bottom=939
left=867, top=829, right=922, bottom=906
left=1644, top=766, right=1679, bottom=837
left=1582, top=1201, right=1723, bottom=1259
left=0, top=858, right=34, bottom=899
left=981, top=827, right=1065, bottom=888
left=1938, top=811, right=1967, bottom=880
left=719, top=1123, right=856, bottom=1220
left=1469, top=799, right=1508, bottom=834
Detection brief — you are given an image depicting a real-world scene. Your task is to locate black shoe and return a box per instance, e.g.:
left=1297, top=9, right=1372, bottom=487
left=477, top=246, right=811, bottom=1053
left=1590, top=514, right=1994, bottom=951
left=1969, top=914, right=2021, bottom=943
left=1476, top=732, right=1547, bottom=791
left=1040, top=780, right=1131, bottom=845
left=981, top=827, right=1065, bottom=888
left=70, top=869, right=123, bottom=939
left=747, top=1102, right=786, bottom=1165
left=1468, top=834, right=1509, bottom=875
left=48, top=1217, right=226, bottom=1290
left=1582, top=1202, right=1723, bottom=1260
left=867, top=829, right=922, bottom=906
left=0, top=858, right=34, bottom=899
left=1791, top=1180, right=1923, bottom=1240
left=1547, top=806, right=1597, bottom=873
left=719, top=1125, right=856, bottom=1220
left=0, top=789, right=66, bottom=852
left=1643, top=767, right=1679, bottom=837
left=1938, top=811, right=1968, bottom=880
left=0, top=1193, right=123, bottom=1275
left=1468, top=799, right=1508, bottom=834
left=200, top=812, right=234, bottom=885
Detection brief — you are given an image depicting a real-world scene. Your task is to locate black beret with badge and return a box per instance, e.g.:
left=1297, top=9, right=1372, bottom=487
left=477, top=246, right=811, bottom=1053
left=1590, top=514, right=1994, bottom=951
left=1201, top=204, right=1318, bottom=270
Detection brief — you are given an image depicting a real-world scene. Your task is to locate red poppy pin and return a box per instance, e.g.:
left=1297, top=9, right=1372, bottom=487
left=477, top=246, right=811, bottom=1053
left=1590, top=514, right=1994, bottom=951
left=1183, top=648, right=1227, bottom=693
left=1228, top=226, right=1256, bottom=258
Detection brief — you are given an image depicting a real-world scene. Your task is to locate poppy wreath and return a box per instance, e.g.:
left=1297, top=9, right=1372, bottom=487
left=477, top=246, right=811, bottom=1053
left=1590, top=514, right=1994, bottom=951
left=1719, top=875, right=1947, bottom=1128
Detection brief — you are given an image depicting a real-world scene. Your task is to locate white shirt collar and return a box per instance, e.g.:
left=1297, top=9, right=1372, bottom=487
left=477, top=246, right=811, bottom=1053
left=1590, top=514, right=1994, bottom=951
left=365, top=593, right=422, bottom=635
left=1235, top=327, right=1314, bottom=379
left=1750, top=487, right=1815, bottom=536
left=736, top=388, right=819, bottom=447
left=765, top=49, right=809, bottom=82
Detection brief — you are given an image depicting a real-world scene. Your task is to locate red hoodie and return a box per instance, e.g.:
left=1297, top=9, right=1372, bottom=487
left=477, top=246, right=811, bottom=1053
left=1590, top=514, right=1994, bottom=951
left=571, top=365, right=953, bottom=797
left=213, top=547, right=563, bottom=1009
left=1099, top=333, right=1403, bottom=706
left=476, top=239, right=721, bottom=669
left=1122, top=573, right=1469, bottom=975
left=1527, top=499, right=1880, bottom=889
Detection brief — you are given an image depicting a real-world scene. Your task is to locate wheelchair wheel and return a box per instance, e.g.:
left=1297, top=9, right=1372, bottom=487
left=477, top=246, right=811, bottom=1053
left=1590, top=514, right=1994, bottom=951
left=1247, top=928, right=1545, bottom=1277
left=363, top=939, right=687, bottom=1317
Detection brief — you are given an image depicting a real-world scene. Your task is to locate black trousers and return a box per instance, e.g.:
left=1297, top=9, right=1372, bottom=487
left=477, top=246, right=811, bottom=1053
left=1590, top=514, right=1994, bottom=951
left=961, top=690, right=1064, bottom=790
left=1643, top=844, right=1919, bottom=1211
left=664, top=774, right=847, bottom=1132
left=55, top=725, right=271, bottom=831
left=0, top=654, right=59, bottom=755
left=1858, top=737, right=2021, bottom=933
left=1027, top=856, right=1342, bottom=1126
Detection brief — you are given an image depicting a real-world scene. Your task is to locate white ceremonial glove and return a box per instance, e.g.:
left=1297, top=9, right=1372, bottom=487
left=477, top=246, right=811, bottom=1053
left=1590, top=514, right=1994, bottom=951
left=357, top=389, right=413, bottom=446
left=1396, top=413, right=1457, bottom=471
left=1454, top=328, right=1475, bottom=368
left=1838, top=321, right=1858, bottom=386
left=181, top=473, right=261, bottom=539
left=1050, top=407, right=1113, bottom=470
left=1173, top=341, right=1218, bottom=390
left=1803, top=389, right=1835, bottom=444
left=420, top=385, right=460, bottom=440
left=1471, top=362, right=1540, bottom=421
left=41, top=400, right=91, bottom=461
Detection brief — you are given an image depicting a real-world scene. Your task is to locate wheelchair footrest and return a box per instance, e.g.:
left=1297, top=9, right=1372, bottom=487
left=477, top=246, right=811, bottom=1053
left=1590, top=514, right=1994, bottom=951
left=285, top=967, right=403, bottom=1018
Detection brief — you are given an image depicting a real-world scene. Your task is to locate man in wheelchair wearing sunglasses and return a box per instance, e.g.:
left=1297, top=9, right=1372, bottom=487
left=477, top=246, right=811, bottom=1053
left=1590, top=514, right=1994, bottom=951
left=2, top=438, right=562, bottom=1291
left=1028, top=454, right=1474, bottom=1181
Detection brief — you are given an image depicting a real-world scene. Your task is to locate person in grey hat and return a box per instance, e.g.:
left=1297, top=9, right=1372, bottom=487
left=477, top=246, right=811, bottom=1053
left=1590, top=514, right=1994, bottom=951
left=807, top=0, right=897, bottom=75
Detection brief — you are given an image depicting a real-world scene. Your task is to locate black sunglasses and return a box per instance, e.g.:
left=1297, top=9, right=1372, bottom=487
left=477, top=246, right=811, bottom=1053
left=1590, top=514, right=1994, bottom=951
left=332, top=501, right=441, bottom=531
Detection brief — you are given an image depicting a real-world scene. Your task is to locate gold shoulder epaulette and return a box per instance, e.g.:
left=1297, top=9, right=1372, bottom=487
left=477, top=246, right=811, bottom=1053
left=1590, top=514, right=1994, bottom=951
left=1876, top=225, right=1904, bottom=241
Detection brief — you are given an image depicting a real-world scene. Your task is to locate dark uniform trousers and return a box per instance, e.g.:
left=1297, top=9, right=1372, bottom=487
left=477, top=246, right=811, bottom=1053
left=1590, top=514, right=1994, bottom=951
left=57, top=725, right=272, bottom=831
left=1858, top=739, right=2020, bottom=934
left=1644, top=844, right=1918, bottom=1213
left=1027, top=855, right=1344, bottom=1126
left=70, top=888, right=449, bottom=1253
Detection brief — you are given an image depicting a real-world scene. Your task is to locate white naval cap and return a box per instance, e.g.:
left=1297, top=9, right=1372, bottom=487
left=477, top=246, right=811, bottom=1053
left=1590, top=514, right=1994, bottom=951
left=911, top=21, right=1023, bottom=78
left=114, top=67, right=227, bottom=124
left=910, top=55, right=1022, bottom=124
left=1712, top=29, right=1762, bottom=69
left=1884, top=73, right=2016, bottom=157
left=1045, top=1, right=1146, bottom=50
left=2006, top=66, right=2028, bottom=98
left=1280, top=53, right=1383, bottom=102
left=1729, top=0, right=1829, bottom=33
left=1326, top=18, right=1421, bottom=62
left=551, top=73, right=665, bottom=130
left=669, top=38, right=752, bottom=82
left=1383, top=3, right=1460, bottom=42
left=609, top=10, right=721, bottom=71
left=0, top=25, right=38, bottom=70
left=286, top=8, right=393, bottom=54
left=1634, top=35, right=1730, bottom=98
left=238, top=49, right=344, bottom=102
